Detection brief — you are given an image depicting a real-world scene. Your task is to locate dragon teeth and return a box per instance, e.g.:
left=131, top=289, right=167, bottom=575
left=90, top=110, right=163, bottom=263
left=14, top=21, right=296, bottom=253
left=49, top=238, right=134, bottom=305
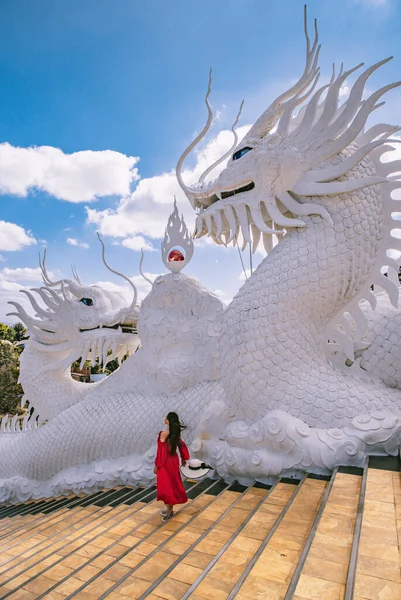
left=214, top=210, right=223, bottom=238
left=90, top=341, right=97, bottom=367
left=236, top=205, right=252, bottom=244
left=223, top=205, right=238, bottom=243
left=204, top=215, right=213, bottom=235
left=102, top=339, right=111, bottom=367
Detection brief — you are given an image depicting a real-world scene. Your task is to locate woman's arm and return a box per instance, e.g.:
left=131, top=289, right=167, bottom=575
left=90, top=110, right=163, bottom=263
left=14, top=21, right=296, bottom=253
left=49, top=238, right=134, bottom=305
left=154, top=436, right=167, bottom=471
left=179, top=439, right=190, bottom=465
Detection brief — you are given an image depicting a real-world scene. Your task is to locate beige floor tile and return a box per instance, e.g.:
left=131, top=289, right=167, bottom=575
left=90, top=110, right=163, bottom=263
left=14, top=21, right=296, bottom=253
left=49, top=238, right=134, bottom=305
left=275, top=521, right=311, bottom=538
left=2, top=575, right=29, bottom=588
left=267, top=537, right=305, bottom=564
left=118, top=551, right=146, bottom=568
left=307, top=541, right=351, bottom=566
left=303, top=556, right=348, bottom=585
left=294, top=574, right=345, bottom=599
left=364, top=499, right=396, bottom=516
left=82, top=576, right=116, bottom=596
left=152, top=577, right=190, bottom=600
left=71, top=592, right=100, bottom=600
left=365, top=483, right=394, bottom=504
left=325, top=493, right=358, bottom=507
left=104, top=543, right=130, bottom=558
left=313, top=530, right=353, bottom=549
left=101, top=562, right=132, bottom=582
left=106, top=592, right=136, bottom=600
left=134, top=552, right=176, bottom=582
left=317, top=515, right=356, bottom=535
left=357, top=553, right=401, bottom=583
left=144, top=531, right=172, bottom=546
left=3, top=590, right=34, bottom=600
left=182, top=550, right=215, bottom=569
left=241, top=522, right=274, bottom=541
left=115, top=576, right=151, bottom=598
left=218, top=544, right=257, bottom=567
left=44, top=563, right=74, bottom=581
left=209, top=560, right=248, bottom=584
left=239, top=574, right=286, bottom=600
left=168, top=562, right=203, bottom=585
left=360, top=524, right=398, bottom=546
left=205, top=528, right=233, bottom=544
left=130, top=541, right=158, bottom=557
left=90, top=536, right=116, bottom=549
left=22, top=575, right=59, bottom=595
left=358, top=541, right=399, bottom=563
left=90, top=554, right=115, bottom=568
left=74, top=564, right=101, bottom=582
left=196, top=575, right=234, bottom=600
left=354, top=573, right=401, bottom=600
left=55, top=576, right=86, bottom=595
left=58, top=554, right=86, bottom=569
left=173, top=529, right=202, bottom=545
left=75, top=544, right=102, bottom=559
left=361, top=512, right=398, bottom=531
left=115, top=535, right=143, bottom=549
left=195, top=538, right=224, bottom=555
left=250, top=553, right=295, bottom=584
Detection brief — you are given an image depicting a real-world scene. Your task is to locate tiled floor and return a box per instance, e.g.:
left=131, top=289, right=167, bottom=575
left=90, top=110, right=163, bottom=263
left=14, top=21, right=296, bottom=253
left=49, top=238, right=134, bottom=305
left=0, top=464, right=399, bottom=600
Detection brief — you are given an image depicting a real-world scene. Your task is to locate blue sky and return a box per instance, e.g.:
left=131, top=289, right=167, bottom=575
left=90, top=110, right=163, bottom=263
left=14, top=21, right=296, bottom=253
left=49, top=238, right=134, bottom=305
left=1, top=0, right=401, bottom=322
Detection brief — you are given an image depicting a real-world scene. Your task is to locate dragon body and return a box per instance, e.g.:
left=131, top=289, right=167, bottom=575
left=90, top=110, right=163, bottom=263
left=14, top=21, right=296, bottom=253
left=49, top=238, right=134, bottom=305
left=1, top=9, right=401, bottom=502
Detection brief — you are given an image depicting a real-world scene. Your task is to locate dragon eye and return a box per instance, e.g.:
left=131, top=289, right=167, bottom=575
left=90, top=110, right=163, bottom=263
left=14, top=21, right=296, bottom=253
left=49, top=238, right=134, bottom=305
left=233, top=147, right=252, bottom=161
left=79, top=298, right=94, bottom=307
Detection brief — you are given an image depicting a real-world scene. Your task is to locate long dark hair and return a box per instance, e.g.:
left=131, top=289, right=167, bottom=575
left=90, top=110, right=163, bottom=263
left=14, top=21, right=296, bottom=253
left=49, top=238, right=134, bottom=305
left=166, top=412, right=187, bottom=455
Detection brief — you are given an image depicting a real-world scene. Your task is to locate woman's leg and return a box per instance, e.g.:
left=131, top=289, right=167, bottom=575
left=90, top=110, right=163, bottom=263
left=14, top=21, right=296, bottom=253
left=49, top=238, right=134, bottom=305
left=161, top=503, right=174, bottom=521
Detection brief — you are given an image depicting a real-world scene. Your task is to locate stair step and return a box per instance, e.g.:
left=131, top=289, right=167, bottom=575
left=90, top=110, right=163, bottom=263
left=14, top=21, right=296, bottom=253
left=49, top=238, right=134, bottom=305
left=0, top=457, right=398, bottom=600
left=353, top=464, right=401, bottom=599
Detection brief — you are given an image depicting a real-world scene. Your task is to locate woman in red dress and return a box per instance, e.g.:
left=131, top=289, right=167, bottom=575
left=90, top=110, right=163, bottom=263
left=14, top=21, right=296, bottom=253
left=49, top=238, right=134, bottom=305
left=153, top=412, right=190, bottom=522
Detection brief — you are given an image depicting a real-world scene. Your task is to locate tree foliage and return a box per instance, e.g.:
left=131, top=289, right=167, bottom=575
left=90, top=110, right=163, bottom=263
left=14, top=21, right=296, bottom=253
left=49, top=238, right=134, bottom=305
left=0, top=340, right=23, bottom=414
left=0, top=322, right=27, bottom=343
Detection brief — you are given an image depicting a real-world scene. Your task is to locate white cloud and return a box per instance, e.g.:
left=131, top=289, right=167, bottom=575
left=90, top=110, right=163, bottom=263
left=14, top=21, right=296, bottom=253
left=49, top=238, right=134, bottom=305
left=0, top=280, right=32, bottom=325
left=67, top=238, right=90, bottom=249
left=238, top=269, right=252, bottom=281
left=121, top=235, right=155, bottom=252
left=0, top=143, right=139, bottom=203
left=86, top=125, right=251, bottom=241
left=0, top=267, right=55, bottom=282
left=213, top=288, right=233, bottom=305
left=92, top=273, right=161, bottom=303
left=0, top=221, right=37, bottom=251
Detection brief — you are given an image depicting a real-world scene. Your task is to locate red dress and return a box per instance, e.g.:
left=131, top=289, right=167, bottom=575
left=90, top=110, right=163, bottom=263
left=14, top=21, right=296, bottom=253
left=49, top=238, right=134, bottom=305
left=155, top=432, right=190, bottom=505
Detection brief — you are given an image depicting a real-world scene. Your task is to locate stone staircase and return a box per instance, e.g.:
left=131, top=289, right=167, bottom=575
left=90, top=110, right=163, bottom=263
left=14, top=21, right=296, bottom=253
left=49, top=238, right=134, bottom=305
left=0, top=456, right=399, bottom=599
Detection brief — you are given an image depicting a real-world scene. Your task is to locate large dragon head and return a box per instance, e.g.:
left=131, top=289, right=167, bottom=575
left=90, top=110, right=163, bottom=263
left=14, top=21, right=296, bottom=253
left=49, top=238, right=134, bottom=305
left=7, top=237, right=139, bottom=371
left=176, top=7, right=401, bottom=255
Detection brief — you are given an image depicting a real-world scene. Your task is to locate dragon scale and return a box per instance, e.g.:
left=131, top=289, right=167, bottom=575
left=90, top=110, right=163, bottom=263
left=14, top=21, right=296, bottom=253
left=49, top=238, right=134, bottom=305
left=221, top=151, right=399, bottom=427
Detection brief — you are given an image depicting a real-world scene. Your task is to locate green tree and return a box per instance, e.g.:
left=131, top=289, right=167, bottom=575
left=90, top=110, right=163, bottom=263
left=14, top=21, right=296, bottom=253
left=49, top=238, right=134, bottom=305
left=0, top=323, right=15, bottom=342
left=13, top=322, right=27, bottom=342
left=0, top=340, right=23, bottom=414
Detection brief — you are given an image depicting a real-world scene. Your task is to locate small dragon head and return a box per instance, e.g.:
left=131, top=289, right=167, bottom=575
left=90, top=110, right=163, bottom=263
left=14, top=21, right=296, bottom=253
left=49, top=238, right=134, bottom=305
left=7, top=238, right=140, bottom=371
left=176, top=7, right=401, bottom=254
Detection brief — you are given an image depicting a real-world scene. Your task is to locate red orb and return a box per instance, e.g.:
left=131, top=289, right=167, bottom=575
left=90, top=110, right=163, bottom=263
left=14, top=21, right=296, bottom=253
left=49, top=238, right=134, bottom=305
left=168, top=249, right=185, bottom=262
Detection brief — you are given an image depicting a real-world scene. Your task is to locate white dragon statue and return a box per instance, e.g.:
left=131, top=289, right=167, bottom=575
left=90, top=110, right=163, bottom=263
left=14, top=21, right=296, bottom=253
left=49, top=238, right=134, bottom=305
left=1, top=8, right=401, bottom=502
